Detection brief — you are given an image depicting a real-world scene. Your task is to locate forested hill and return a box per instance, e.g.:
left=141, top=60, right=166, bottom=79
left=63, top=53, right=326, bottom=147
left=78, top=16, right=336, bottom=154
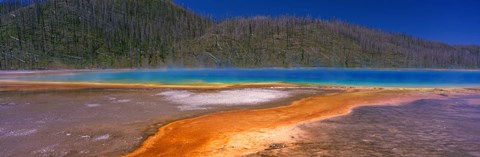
left=179, top=17, right=480, bottom=68
left=0, top=0, right=210, bottom=69
left=1, top=0, right=479, bottom=69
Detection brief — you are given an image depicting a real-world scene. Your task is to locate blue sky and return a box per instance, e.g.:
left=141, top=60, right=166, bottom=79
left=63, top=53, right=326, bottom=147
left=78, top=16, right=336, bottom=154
left=175, top=0, right=480, bottom=45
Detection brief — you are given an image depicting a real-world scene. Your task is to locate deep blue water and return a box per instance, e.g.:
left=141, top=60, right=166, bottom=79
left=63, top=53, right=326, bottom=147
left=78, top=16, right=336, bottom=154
left=8, top=68, right=480, bottom=87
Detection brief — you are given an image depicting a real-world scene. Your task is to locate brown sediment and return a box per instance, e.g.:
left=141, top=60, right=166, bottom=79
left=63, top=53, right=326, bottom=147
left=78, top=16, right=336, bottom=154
left=126, top=89, right=445, bottom=157
left=0, top=80, right=301, bottom=92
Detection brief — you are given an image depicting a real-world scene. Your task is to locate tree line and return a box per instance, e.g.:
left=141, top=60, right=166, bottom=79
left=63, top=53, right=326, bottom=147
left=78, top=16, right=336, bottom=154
left=0, top=0, right=210, bottom=69
left=0, top=0, right=479, bottom=69
left=174, top=17, right=480, bottom=68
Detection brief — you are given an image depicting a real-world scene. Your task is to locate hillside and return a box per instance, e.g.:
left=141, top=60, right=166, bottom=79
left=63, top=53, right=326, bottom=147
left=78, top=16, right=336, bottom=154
left=174, top=17, right=480, bottom=68
left=0, top=0, right=479, bottom=69
left=0, top=0, right=210, bottom=69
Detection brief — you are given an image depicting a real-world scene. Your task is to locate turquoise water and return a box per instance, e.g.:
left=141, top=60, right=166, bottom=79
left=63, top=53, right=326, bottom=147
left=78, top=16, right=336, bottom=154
left=8, top=68, right=480, bottom=87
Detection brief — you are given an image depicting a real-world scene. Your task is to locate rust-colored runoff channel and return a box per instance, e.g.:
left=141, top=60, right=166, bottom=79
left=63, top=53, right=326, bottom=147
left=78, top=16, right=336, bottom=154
left=127, top=89, right=439, bottom=157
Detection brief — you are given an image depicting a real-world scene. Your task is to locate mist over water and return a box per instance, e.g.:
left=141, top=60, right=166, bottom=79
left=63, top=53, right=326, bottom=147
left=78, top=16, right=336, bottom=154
left=9, top=68, right=480, bottom=87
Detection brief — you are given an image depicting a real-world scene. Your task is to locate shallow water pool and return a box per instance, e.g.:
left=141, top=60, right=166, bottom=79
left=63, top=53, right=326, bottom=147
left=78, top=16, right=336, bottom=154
left=7, top=68, right=480, bottom=87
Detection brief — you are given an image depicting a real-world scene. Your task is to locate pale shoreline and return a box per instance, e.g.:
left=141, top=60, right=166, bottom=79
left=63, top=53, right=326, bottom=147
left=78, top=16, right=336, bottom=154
left=0, top=79, right=461, bottom=92
left=0, top=80, right=304, bottom=91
